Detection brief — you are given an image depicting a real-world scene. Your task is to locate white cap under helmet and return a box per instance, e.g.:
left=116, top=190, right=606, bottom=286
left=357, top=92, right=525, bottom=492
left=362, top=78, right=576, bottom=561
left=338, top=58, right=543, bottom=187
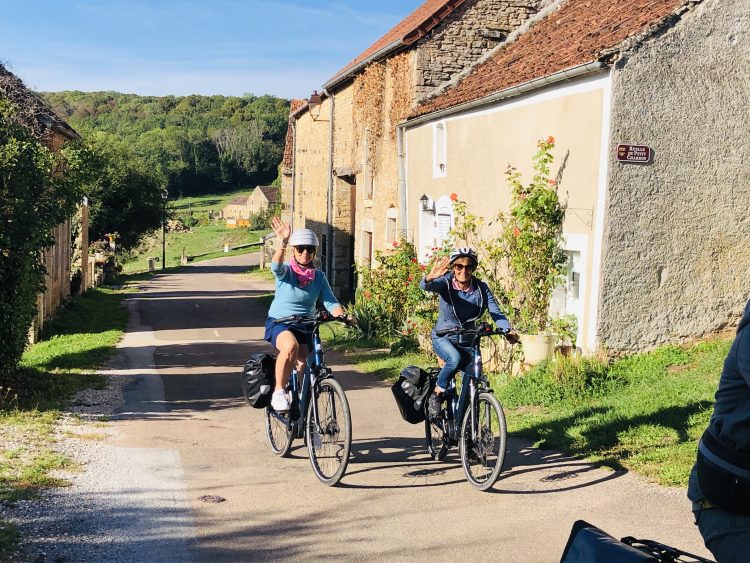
left=289, top=228, right=319, bottom=247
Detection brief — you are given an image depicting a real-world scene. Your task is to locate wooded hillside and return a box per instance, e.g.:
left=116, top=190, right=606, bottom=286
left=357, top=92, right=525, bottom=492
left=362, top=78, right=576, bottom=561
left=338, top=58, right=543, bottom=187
left=42, top=91, right=290, bottom=196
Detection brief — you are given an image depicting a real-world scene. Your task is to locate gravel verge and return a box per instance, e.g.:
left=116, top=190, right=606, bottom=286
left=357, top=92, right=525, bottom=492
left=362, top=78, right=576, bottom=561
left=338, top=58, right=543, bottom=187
left=1, top=371, right=195, bottom=563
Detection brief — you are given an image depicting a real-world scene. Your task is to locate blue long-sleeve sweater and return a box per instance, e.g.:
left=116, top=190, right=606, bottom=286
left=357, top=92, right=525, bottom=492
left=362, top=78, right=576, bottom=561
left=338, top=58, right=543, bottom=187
left=267, top=261, right=339, bottom=318
left=420, top=273, right=511, bottom=336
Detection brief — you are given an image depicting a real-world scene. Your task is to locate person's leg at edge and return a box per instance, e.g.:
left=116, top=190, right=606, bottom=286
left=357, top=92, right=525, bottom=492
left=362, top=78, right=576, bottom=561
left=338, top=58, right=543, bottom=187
left=430, top=336, right=462, bottom=416
left=272, top=330, right=299, bottom=411
left=688, top=467, right=750, bottom=562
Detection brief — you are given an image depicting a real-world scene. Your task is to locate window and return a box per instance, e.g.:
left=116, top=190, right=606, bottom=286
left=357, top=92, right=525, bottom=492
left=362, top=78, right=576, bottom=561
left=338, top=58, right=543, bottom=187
left=433, top=122, right=447, bottom=178
left=386, top=207, right=398, bottom=243
left=549, top=234, right=587, bottom=348
left=435, top=195, right=453, bottom=246
left=362, top=230, right=373, bottom=266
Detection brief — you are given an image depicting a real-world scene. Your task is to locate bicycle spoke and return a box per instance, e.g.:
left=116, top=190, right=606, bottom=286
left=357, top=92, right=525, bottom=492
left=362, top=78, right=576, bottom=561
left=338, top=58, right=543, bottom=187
left=265, top=406, right=293, bottom=457
left=306, top=379, right=351, bottom=485
left=460, top=393, right=507, bottom=491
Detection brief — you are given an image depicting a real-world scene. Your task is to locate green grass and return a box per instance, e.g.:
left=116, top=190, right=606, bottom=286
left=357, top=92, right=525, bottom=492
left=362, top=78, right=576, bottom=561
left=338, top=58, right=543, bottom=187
left=495, top=339, right=728, bottom=486
left=0, top=287, right=129, bottom=555
left=122, top=223, right=265, bottom=273
left=121, top=189, right=270, bottom=274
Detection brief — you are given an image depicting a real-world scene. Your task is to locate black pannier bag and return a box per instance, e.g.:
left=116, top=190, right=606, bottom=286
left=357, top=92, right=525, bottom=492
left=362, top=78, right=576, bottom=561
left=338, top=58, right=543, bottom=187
left=391, top=366, right=433, bottom=424
left=241, top=353, right=276, bottom=409
left=560, top=520, right=656, bottom=562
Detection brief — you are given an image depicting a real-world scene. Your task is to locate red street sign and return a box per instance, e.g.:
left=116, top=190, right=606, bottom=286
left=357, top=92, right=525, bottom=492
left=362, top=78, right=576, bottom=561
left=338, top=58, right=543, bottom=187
left=616, top=144, right=652, bottom=163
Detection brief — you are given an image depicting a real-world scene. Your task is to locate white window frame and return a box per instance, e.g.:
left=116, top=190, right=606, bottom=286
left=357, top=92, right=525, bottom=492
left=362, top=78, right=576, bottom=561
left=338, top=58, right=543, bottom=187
left=385, top=207, right=398, bottom=244
left=435, top=195, right=454, bottom=246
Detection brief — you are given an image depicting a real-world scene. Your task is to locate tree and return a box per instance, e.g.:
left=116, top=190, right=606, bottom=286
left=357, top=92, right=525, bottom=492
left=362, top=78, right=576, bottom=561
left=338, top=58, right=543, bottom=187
left=81, top=135, right=165, bottom=251
left=0, top=100, right=85, bottom=382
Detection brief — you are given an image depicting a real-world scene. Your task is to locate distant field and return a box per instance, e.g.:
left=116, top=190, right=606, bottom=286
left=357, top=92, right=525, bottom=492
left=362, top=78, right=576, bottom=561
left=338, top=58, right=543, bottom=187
left=121, top=189, right=270, bottom=273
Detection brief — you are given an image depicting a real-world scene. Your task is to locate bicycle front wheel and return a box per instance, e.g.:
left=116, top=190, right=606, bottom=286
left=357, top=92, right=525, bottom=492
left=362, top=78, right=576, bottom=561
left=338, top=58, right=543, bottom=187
left=265, top=406, right=293, bottom=457
left=306, top=378, right=352, bottom=486
left=459, top=392, right=507, bottom=491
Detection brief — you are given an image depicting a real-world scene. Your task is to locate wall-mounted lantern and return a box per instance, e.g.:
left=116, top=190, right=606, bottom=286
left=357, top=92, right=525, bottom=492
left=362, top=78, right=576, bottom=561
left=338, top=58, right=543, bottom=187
left=308, top=90, right=323, bottom=121
left=419, top=194, right=434, bottom=212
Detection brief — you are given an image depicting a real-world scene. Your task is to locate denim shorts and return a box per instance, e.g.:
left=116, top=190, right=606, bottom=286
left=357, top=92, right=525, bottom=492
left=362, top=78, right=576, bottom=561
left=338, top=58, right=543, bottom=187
left=264, top=317, right=313, bottom=349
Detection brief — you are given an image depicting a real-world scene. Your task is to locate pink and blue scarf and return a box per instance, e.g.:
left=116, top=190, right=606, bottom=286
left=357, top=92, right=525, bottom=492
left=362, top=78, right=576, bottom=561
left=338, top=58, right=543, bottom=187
left=288, top=258, right=316, bottom=288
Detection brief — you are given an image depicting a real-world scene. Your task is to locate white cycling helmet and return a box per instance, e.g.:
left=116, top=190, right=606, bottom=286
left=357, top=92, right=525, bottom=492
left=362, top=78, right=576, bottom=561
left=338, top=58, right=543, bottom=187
left=289, top=228, right=319, bottom=248
left=449, top=247, right=478, bottom=266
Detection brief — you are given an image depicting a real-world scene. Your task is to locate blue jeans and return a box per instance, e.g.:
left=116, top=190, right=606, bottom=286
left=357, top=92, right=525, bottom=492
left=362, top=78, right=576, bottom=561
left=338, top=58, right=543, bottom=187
left=432, top=335, right=473, bottom=391
left=688, top=465, right=750, bottom=562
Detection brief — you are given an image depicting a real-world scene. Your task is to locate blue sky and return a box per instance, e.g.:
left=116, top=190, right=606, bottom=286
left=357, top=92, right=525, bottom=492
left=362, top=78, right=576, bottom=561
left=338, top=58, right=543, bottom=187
left=0, top=0, right=424, bottom=98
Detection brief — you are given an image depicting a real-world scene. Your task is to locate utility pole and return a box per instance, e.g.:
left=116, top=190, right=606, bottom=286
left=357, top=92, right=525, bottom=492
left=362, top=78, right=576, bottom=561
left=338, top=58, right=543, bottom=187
left=162, top=190, right=168, bottom=270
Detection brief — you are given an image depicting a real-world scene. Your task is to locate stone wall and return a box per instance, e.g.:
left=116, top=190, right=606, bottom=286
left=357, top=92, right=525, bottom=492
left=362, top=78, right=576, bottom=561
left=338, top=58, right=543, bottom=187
left=415, top=0, right=546, bottom=99
left=289, top=98, right=333, bottom=261
left=598, top=0, right=750, bottom=352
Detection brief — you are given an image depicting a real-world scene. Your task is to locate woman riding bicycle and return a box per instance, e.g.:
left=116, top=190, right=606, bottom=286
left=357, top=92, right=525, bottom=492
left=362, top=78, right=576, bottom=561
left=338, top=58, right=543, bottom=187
left=266, top=217, right=348, bottom=412
left=420, top=247, right=517, bottom=417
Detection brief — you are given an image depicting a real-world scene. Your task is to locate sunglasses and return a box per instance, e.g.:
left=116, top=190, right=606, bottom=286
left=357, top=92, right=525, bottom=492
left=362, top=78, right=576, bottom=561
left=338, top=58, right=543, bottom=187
left=294, top=245, right=316, bottom=254
left=452, top=263, right=474, bottom=272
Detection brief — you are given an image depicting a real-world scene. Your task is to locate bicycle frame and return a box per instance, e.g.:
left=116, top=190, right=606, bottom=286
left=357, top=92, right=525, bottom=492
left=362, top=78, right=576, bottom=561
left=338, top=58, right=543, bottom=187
left=270, top=324, right=332, bottom=438
left=443, top=336, right=486, bottom=443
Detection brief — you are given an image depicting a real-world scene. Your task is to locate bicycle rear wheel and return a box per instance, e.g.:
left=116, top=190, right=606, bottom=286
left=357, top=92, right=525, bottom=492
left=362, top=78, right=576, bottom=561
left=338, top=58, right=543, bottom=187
left=425, top=409, right=449, bottom=461
left=306, top=378, right=352, bottom=486
left=265, top=406, right=293, bottom=457
left=459, top=392, right=507, bottom=491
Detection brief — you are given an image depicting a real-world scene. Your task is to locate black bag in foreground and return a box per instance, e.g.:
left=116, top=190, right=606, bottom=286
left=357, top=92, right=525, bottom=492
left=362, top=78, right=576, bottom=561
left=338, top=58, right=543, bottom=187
left=391, top=366, right=433, bottom=424
left=560, top=520, right=712, bottom=562
left=560, top=520, right=656, bottom=562
left=241, top=353, right=276, bottom=409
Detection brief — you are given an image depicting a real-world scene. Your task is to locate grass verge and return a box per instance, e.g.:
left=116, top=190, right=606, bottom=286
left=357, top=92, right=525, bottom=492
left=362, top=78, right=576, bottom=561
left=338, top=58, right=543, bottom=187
left=494, top=340, right=728, bottom=486
left=0, top=287, right=129, bottom=555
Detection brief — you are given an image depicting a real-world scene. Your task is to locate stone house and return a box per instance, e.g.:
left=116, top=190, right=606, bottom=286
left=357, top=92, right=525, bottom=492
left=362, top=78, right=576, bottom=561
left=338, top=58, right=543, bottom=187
left=221, top=194, right=252, bottom=219
left=248, top=186, right=279, bottom=214
left=281, top=0, right=549, bottom=301
left=222, top=186, right=280, bottom=221
left=0, top=64, right=83, bottom=341
left=402, top=0, right=749, bottom=353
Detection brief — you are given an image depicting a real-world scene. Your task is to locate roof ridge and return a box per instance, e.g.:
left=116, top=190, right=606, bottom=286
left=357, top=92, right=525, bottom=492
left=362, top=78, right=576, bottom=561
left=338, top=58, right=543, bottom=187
left=324, top=0, right=467, bottom=89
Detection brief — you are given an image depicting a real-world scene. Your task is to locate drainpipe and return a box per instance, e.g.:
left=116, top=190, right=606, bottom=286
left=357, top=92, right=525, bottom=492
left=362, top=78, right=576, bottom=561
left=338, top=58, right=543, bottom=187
left=324, top=89, right=335, bottom=278
left=290, top=120, right=296, bottom=231
left=397, top=124, right=408, bottom=235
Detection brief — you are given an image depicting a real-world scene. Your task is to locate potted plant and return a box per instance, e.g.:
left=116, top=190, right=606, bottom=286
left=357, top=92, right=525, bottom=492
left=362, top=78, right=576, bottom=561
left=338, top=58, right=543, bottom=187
left=504, top=137, right=567, bottom=365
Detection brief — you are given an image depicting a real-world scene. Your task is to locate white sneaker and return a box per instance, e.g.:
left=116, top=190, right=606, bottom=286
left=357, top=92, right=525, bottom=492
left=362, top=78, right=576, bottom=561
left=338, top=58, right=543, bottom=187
left=271, top=390, right=289, bottom=412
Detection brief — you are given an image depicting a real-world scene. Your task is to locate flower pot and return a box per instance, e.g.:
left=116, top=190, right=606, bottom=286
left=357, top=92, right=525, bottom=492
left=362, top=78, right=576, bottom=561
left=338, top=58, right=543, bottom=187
left=519, top=333, right=556, bottom=366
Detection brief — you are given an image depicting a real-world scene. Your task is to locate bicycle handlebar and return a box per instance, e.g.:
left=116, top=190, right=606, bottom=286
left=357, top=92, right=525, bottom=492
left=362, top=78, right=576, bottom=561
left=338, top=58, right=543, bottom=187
left=435, top=322, right=516, bottom=342
left=273, top=312, right=355, bottom=328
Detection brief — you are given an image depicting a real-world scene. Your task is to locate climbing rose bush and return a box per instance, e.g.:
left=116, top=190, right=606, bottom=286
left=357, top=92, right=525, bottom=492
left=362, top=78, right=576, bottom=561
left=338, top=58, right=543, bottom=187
left=355, top=239, right=434, bottom=338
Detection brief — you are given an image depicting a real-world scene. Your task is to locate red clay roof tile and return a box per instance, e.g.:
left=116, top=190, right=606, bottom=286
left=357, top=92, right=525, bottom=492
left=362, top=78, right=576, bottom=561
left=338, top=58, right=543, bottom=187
left=282, top=99, right=307, bottom=171
left=413, top=0, right=688, bottom=118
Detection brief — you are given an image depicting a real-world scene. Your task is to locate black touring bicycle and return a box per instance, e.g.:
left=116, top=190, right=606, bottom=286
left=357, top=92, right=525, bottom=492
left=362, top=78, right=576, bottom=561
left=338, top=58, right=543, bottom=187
left=242, top=311, right=354, bottom=486
left=393, top=322, right=513, bottom=491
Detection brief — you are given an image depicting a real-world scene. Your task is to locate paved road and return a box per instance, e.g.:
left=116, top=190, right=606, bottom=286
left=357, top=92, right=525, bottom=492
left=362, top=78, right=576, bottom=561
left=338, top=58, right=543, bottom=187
left=108, top=253, right=710, bottom=562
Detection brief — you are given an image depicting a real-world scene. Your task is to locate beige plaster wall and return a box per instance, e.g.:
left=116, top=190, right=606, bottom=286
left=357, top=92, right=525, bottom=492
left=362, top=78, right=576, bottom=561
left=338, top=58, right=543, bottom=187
left=405, top=81, right=605, bottom=346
